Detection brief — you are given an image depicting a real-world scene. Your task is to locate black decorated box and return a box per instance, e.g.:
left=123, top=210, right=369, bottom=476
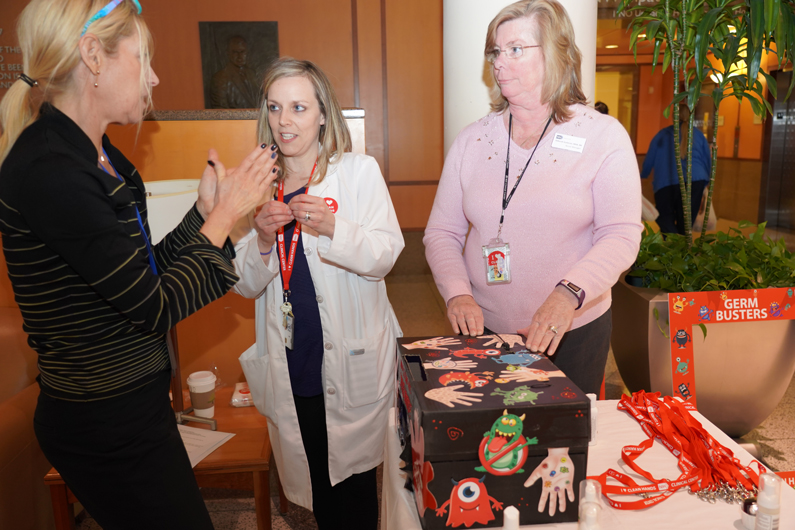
left=396, top=335, right=590, bottom=529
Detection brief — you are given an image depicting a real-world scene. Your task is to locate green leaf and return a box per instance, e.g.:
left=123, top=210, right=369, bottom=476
left=695, top=8, right=723, bottom=82
left=653, top=307, right=670, bottom=339
left=748, top=0, right=765, bottom=81
left=761, top=69, right=778, bottom=100
left=698, top=323, right=708, bottom=340
left=765, top=0, right=780, bottom=39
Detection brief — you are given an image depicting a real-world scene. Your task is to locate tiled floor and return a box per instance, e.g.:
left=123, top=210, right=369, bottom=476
left=75, top=232, right=795, bottom=529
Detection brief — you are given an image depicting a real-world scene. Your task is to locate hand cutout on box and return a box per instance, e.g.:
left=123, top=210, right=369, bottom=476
left=498, top=367, right=566, bottom=383
left=423, top=357, right=477, bottom=371
left=404, top=337, right=462, bottom=350
left=524, top=447, right=575, bottom=516
left=425, top=385, right=483, bottom=408
left=481, top=334, right=525, bottom=349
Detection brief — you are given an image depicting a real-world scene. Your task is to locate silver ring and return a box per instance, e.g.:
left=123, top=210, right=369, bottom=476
left=305, top=211, right=311, bottom=221
left=548, top=325, right=558, bottom=335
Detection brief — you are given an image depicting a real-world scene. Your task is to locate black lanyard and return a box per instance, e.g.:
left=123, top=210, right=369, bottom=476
left=499, top=113, right=553, bottom=231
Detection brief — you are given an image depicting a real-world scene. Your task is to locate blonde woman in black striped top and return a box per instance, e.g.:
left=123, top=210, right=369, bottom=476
left=0, top=1, right=276, bottom=528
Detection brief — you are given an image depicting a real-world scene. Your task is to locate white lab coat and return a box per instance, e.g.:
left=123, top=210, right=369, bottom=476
left=233, top=153, right=404, bottom=510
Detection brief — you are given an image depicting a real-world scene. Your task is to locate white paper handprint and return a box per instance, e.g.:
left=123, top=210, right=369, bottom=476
left=422, top=357, right=477, bottom=371
left=481, top=334, right=525, bottom=349
left=498, top=367, right=566, bottom=383
left=403, top=337, right=462, bottom=350
left=425, top=385, right=483, bottom=408
left=523, top=447, right=575, bottom=516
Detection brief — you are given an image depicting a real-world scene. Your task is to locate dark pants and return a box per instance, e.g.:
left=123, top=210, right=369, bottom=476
left=34, top=371, right=214, bottom=530
left=654, top=181, right=707, bottom=235
left=546, top=309, right=612, bottom=395
left=293, top=394, right=379, bottom=530
left=485, top=309, right=612, bottom=395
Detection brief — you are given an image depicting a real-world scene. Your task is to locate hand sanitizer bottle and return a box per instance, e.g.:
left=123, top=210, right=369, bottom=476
left=755, top=473, right=781, bottom=530
left=501, top=506, right=519, bottom=530
left=578, top=479, right=602, bottom=530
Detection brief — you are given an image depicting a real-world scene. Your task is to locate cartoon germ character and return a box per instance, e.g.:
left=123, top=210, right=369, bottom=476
left=490, top=386, right=542, bottom=406
left=698, top=305, right=714, bottom=322
left=673, top=329, right=691, bottom=349
left=450, top=347, right=502, bottom=360
left=410, top=409, right=437, bottom=516
left=675, top=357, right=690, bottom=376
left=672, top=296, right=686, bottom=314
left=439, top=372, right=492, bottom=389
left=720, top=292, right=728, bottom=301
left=770, top=302, right=783, bottom=317
left=677, top=382, right=692, bottom=400
left=475, top=409, right=538, bottom=475
left=490, top=352, right=544, bottom=367
left=436, top=476, right=503, bottom=528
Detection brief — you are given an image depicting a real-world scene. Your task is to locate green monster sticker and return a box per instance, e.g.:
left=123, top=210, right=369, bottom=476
left=490, top=385, right=542, bottom=406
left=475, top=409, right=538, bottom=475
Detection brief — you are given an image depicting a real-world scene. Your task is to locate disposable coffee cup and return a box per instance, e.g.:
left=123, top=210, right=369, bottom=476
left=187, top=371, right=217, bottom=418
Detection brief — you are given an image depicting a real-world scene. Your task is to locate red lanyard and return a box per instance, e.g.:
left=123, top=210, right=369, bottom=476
left=276, top=162, right=316, bottom=300
left=588, top=391, right=767, bottom=510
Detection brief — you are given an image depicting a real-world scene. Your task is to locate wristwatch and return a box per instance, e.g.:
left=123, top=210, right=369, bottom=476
left=557, top=280, right=585, bottom=310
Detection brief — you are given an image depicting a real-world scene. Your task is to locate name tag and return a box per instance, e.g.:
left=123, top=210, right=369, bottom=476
left=349, top=349, right=365, bottom=356
left=551, top=133, right=586, bottom=153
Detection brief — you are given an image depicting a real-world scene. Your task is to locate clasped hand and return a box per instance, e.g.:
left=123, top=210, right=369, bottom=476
left=254, top=194, right=336, bottom=252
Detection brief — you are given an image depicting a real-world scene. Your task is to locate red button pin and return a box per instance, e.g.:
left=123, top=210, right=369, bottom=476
left=324, top=198, right=338, bottom=213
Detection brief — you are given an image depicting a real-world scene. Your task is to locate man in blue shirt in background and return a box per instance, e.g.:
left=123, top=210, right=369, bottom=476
left=641, top=103, right=712, bottom=234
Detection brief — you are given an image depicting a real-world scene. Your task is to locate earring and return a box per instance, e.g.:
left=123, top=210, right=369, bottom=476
left=94, top=70, right=99, bottom=88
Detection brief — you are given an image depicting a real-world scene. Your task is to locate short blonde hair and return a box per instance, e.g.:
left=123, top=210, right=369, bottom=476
left=0, top=0, right=152, bottom=166
left=485, top=0, right=587, bottom=123
left=257, top=57, right=351, bottom=185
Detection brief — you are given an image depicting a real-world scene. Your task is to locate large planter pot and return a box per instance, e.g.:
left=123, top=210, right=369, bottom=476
left=611, top=277, right=795, bottom=437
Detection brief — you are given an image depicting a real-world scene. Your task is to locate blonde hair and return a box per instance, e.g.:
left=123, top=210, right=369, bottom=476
left=485, top=0, right=587, bottom=123
left=257, top=57, right=351, bottom=185
left=0, top=0, right=152, bottom=166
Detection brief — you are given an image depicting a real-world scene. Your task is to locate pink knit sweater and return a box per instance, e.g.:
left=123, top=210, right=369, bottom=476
left=424, top=105, right=642, bottom=333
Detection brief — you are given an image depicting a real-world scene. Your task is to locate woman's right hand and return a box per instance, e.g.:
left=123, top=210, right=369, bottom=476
left=200, top=144, right=278, bottom=247
left=253, top=200, right=294, bottom=252
left=446, top=294, right=484, bottom=336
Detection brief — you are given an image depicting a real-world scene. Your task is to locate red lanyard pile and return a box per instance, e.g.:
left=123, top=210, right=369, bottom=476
left=588, top=391, right=767, bottom=510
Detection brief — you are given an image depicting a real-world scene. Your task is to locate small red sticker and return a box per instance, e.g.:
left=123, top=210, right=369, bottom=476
left=324, top=197, right=338, bottom=213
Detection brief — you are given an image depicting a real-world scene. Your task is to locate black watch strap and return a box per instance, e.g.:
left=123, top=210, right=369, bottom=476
left=557, top=280, right=585, bottom=310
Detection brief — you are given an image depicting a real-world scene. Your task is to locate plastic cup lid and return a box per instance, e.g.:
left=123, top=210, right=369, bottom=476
left=187, top=371, right=216, bottom=385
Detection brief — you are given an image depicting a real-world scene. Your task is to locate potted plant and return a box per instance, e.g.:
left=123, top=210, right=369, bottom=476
left=611, top=0, right=795, bottom=437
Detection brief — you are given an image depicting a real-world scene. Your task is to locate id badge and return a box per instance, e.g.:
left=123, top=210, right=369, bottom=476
left=281, top=302, right=295, bottom=349
left=482, top=238, right=511, bottom=285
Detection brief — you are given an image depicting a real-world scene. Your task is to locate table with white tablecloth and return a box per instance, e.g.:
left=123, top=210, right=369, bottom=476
left=382, top=400, right=795, bottom=529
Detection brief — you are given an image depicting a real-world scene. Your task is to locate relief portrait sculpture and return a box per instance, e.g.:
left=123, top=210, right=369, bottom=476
left=210, top=36, right=262, bottom=109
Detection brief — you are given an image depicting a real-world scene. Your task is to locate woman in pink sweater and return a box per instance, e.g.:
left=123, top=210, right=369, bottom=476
left=423, top=0, right=642, bottom=394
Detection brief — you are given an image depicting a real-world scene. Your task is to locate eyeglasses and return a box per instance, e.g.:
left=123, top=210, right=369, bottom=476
left=81, top=0, right=143, bottom=37
left=486, top=45, right=540, bottom=63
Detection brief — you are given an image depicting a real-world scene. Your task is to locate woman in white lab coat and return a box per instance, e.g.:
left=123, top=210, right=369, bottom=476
left=234, top=57, right=403, bottom=530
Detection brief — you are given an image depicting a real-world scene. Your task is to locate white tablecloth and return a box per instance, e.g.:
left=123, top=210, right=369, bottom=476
left=382, top=400, right=795, bottom=529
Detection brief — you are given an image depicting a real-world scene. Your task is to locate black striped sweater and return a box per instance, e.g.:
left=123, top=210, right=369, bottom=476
left=0, top=104, right=238, bottom=401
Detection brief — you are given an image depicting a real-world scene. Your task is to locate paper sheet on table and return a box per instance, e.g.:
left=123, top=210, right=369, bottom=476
left=178, top=425, right=235, bottom=468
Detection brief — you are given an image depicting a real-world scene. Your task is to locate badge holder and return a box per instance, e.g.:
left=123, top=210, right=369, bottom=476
left=482, top=238, right=512, bottom=285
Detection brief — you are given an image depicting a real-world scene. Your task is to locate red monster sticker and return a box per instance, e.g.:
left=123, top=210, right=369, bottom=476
left=436, top=476, right=503, bottom=528
left=450, top=347, right=501, bottom=360
left=438, top=372, right=493, bottom=389
left=410, top=410, right=437, bottom=516
left=324, top=197, right=338, bottom=213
